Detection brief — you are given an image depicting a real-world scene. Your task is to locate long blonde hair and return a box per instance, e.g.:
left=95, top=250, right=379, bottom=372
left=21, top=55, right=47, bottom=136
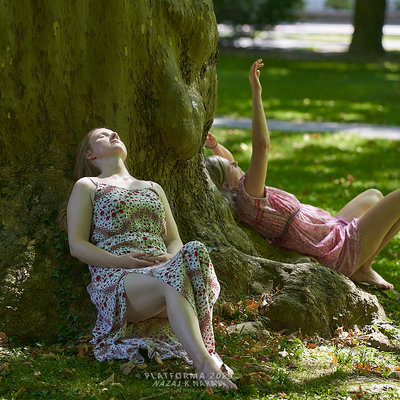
left=58, top=128, right=103, bottom=231
left=205, top=155, right=237, bottom=209
left=73, top=128, right=101, bottom=180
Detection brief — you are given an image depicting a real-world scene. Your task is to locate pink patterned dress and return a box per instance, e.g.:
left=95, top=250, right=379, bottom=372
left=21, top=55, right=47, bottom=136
left=86, top=182, right=220, bottom=364
left=235, top=174, right=362, bottom=277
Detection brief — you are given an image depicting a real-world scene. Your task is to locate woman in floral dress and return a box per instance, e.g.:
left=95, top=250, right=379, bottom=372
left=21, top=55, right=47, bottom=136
left=67, top=127, right=236, bottom=390
left=206, top=59, right=400, bottom=291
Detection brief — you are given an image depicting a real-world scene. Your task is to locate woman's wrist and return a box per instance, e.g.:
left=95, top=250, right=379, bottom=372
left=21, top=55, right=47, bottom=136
left=205, top=142, right=218, bottom=149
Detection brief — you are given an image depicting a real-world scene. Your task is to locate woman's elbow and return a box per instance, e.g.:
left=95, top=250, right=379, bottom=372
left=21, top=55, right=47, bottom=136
left=254, top=139, right=270, bottom=153
left=68, top=241, right=82, bottom=259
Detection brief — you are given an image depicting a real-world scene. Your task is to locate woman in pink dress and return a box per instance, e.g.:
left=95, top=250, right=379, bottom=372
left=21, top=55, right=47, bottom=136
left=206, top=59, right=398, bottom=290
left=67, top=127, right=236, bottom=390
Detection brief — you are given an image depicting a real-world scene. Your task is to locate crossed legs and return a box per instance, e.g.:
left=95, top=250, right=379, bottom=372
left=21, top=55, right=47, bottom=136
left=123, top=272, right=236, bottom=390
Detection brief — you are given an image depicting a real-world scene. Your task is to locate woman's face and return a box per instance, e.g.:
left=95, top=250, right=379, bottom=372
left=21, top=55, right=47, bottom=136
left=221, top=158, right=245, bottom=191
left=87, top=128, right=127, bottom=161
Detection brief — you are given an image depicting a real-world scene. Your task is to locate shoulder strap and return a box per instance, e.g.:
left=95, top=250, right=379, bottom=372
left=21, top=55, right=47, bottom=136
left=88, top=178, right=98, bottom=187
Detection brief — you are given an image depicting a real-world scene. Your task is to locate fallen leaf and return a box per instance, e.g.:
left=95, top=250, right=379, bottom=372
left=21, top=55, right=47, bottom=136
left=154, top=355, right=163, bottom=365
left=278, top=350, right=288, bottom=358
left=246, top=300, right=259, bottom=310
left=278, top=393, right=287, bottom=398
left=307, top=343, right=317, bottom=349
left=99, top=373, right=115, bottom=386
left=0, top=332, right=7, bottom=345
left=33, top=370, right=41, bottom=377
left=250, top=343, right=263, bottom=353
left=332, top=353, right=338, bottom=366
left=77, top=343, right=89, bottom=359
left=21, top=361, right=32, bottom=367
left=15, top=387, right=26, bottom=397
left=205, top=386, right=214, bottom=395
left=120, top=361, right=135, bottom=375
left=0, top=363, right=9, bottom=373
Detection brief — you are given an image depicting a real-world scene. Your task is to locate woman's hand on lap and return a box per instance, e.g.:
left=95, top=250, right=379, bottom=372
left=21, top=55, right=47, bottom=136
left=115, top=252, right=155, bottom=269
left=146, top=252, right=174, bottom=264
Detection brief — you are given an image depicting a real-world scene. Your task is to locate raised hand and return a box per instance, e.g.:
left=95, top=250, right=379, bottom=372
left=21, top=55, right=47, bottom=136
left=205, top=132, right=217, bottom=148
left=249, top=59, right=264, bottom=94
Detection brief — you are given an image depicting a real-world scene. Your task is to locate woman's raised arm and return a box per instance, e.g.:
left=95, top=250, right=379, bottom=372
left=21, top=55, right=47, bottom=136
left=244, top=59, right=270, bottom=198
left=205, top=132, right=235, bottom=162
left=67, top=178, right=153, bottom=268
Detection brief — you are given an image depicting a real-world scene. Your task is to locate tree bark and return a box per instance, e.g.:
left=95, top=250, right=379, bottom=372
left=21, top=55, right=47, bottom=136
left=349, top=0, right=386, bottom=56
left=0, top=0, right=387, bottom=343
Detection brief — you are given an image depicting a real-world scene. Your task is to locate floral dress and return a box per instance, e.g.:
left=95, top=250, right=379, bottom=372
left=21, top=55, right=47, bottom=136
left=235, top=174, right=362, bottom=277
left=86, top=182, right=220, bottom=364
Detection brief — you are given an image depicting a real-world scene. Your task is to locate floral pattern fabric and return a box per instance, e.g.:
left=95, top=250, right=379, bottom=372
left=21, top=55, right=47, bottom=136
left=235, top=174, right=362, bottom=277
left=87, top=183, right=220, bottom=363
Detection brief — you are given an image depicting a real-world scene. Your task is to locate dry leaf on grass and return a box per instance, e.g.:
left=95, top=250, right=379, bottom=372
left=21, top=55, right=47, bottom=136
left=154, top=355, right=163, bottom=365
left=0, top=332, right=7, bottom=346
left=120, top=361, right=136, bottom=375
left=205, top=386, right=214, bottom=395
left=331, top=353, right=338, bottom=366
left=99, top=373, right=114, bottom=386
left=77, top=343, right=90, bottom=359
left=0, top=363, right=10, bottom=373
left=15, top=387, right=26, bottom=397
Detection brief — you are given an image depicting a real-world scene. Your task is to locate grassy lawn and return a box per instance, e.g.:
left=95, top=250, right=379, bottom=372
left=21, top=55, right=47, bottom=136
left=2, top=129, right=400, bottom=400
left=216, top=53, right=400, bottom=125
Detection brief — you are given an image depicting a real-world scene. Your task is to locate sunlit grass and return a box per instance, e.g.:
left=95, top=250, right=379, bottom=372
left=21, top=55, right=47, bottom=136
left=216, top=54, right=400, bottom=125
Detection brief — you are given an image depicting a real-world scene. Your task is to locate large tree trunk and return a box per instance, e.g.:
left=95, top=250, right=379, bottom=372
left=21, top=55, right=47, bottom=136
left=349, top=0, right=386, bottom=56
left=0, top=0, right=386, bottom=343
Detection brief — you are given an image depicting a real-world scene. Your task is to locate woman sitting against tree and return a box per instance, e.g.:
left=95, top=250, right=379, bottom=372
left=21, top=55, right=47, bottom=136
left=206, top=59, right=398, bottom=291
left=66, top=127, right=236, bottom=390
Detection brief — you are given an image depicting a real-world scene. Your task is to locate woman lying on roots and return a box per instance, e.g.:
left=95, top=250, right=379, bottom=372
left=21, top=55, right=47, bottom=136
left=206, top=58, right=397, bottom=291
left=67, top=127, right=237, bottom=390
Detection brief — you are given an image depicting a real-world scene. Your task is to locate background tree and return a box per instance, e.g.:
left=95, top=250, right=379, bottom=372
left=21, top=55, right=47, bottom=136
left=0, top=0, right=387, bottom=343
left=349, top=0, right=387, bottom=56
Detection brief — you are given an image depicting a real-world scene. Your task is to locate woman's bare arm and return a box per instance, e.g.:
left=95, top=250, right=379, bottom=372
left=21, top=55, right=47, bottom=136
left=67, top=178, right=153, bottom=268
left=205, top=132, right=235, bottom=162
left=244, top=59, right=270, bottom=198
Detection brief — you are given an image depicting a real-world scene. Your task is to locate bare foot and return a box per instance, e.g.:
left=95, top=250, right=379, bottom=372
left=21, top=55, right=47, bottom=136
left=211, top=352, right=234, bottom=378
left=350, top=266, right=394, bottom=290
left=196, top=355, right=237, bottom=390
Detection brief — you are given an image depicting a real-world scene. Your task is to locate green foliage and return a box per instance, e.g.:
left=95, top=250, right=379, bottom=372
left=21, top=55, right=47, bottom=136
left=213, top=0, right=304, bottom=26
left=325, top=0, right=353, bottom=10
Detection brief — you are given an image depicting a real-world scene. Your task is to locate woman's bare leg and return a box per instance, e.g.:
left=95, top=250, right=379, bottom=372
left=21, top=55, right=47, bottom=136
left=349, top=189, right=400, bottom=290
left=124, top=273, right=237, bottom=390
left=336, top=189, right=383, bottom=220
left=350, top=218, right=400, bottom=289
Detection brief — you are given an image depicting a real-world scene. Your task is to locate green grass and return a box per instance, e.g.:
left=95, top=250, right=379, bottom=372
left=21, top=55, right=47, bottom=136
left=2, top=129, right=400, bottom=400
left=216, top=54, right=400, bottom=125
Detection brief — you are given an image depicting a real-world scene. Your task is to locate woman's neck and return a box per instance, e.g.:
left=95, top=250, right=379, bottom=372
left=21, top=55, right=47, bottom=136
left=97, top=158, right=131, bottom=179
